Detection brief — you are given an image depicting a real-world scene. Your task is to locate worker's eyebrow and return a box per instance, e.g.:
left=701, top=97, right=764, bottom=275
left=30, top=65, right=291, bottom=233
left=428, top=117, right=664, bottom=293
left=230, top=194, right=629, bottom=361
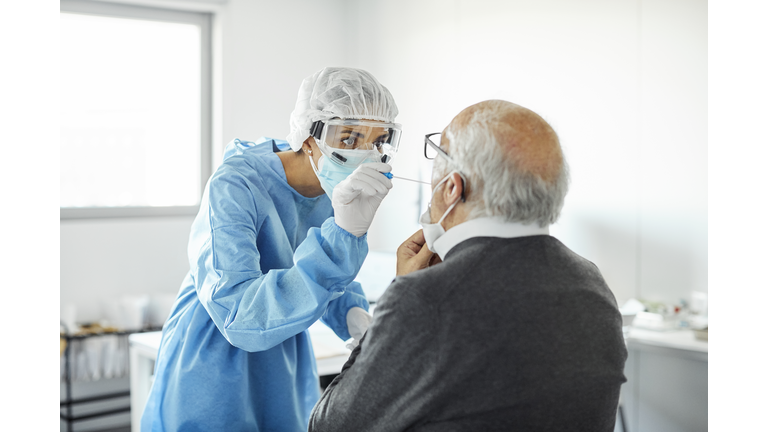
left=341, top=129, right=365, bottom=138
left=341, top=129, right=391, bottom=142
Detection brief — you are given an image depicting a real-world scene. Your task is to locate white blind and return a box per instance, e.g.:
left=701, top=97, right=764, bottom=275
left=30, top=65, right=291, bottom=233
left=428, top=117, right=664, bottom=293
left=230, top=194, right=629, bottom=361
left=60, top=11, right=202, bottom=208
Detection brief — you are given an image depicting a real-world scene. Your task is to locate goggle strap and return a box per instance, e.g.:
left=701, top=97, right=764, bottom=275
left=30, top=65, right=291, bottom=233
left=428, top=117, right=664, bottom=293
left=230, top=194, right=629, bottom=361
left=310, top=121, right=325, bottom=140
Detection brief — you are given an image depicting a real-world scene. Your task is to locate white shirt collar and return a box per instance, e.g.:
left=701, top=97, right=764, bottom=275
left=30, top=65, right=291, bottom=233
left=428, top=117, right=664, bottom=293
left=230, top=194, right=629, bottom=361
left=432, top=217, right=550, bottom=260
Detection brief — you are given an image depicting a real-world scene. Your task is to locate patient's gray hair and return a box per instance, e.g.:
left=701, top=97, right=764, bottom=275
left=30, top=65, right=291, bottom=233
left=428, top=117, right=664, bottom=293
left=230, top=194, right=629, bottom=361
left=441, top=100, right=569, bottom=227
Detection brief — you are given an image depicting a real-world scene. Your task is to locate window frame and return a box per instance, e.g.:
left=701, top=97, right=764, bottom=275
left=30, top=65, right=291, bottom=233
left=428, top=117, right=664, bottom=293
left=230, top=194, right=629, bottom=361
left=60, top=0, right=213, bottom=219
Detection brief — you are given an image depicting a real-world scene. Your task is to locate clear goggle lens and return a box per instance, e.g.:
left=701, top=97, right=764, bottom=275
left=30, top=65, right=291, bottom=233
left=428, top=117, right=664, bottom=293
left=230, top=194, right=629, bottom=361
left=311, top=119, right=402, bottom=167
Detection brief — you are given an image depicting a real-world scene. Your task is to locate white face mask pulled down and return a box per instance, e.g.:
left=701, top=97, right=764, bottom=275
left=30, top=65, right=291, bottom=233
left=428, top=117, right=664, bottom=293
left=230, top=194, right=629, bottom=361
left=419, top=171, right=463, bottom=252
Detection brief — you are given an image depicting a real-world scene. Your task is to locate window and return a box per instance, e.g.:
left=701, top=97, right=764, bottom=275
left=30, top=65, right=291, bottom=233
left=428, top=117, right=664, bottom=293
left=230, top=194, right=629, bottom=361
left=60, top=0, right=212, bottom=218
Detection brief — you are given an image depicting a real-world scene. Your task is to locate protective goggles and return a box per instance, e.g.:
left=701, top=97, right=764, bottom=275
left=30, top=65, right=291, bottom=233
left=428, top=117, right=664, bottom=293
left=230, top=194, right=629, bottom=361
left=310, top=119, right=402, bottom=167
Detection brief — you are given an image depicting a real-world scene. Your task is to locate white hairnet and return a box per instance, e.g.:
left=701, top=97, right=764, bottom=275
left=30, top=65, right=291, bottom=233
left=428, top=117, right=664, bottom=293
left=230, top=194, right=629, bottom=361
left=286, top=67, right=399, bottom=151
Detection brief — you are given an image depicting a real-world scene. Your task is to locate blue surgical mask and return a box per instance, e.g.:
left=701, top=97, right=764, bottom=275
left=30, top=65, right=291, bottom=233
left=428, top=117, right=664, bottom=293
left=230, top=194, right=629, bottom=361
left=308, top=152, right=355, bottom=200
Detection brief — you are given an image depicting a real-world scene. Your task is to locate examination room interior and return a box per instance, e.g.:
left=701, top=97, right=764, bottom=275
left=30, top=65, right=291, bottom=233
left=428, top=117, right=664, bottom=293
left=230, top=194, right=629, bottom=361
left=49, top=0, right=719, bottom=430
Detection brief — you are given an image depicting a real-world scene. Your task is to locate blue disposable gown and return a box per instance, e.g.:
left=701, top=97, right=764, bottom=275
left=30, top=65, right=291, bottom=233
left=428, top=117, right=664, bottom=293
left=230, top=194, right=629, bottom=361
left=141, top=138, right=370, bottom=432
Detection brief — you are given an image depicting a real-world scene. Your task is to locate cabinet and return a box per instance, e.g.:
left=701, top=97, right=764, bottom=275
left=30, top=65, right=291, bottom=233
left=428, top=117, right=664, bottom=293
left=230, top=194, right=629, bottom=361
left=620, top=328, right=708, bottom=432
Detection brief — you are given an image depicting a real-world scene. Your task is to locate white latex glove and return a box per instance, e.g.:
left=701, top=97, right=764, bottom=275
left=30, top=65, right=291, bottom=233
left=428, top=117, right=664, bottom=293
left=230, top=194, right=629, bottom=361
left=345, top=306, right=373, bottom=350
left=333, top=162, right=393, bottom=237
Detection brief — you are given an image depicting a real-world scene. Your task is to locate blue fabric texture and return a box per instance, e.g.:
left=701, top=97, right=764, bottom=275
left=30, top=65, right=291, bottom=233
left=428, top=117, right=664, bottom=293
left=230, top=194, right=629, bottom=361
left=141, top=137, right=370, bottom=432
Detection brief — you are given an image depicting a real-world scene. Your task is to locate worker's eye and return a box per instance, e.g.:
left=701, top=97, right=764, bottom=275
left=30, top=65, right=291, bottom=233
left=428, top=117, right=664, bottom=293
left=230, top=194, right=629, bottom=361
left=341, top=136, right=357, bottom=148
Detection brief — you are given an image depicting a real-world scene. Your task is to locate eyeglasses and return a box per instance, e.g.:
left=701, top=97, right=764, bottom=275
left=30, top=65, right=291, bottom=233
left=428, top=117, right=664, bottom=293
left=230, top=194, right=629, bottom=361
left=423, top=132, right=467, bottom=202
left=424, top=133, right=451, bottom=161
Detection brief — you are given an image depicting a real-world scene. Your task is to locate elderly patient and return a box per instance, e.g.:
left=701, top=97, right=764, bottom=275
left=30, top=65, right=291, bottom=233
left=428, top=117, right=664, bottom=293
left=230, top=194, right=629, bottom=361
left=309, top=100, right=627, bottom=432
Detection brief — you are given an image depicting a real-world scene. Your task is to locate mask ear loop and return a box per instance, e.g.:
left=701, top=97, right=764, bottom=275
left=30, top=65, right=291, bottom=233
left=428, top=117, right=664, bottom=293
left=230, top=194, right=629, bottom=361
left=308, top=150, right=322, bottom=177
left=432, top=170, right=464, bottom=225
left=437, top=198, right=460, bottom=226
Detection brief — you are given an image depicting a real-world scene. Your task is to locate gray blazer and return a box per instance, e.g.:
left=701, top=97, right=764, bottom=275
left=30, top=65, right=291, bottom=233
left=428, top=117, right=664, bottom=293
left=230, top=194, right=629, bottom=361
left=310, top=235, right=627, bottom=432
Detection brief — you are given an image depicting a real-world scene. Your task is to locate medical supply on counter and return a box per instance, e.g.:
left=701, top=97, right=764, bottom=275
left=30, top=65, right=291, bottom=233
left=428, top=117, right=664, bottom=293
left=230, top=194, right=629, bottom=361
left=619, top=298, right=646, bottom=327
left=632, top=311, right=677, bottom=331
left=693, top=327, right=708, bottom=341
left=690, top=291, right=708, bottom=316
left=620, top=296, right=709, bottom=333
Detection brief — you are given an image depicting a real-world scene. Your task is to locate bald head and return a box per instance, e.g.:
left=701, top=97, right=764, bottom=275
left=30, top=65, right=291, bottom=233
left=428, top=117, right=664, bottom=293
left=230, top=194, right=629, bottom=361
left=441, top=100, right=569, bottom=226
left=447, top=100, right=563, bottom=185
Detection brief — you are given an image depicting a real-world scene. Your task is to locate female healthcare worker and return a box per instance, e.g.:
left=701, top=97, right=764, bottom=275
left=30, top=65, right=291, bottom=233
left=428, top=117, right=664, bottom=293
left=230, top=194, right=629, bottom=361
left=140, top=67, right=402, bottom=431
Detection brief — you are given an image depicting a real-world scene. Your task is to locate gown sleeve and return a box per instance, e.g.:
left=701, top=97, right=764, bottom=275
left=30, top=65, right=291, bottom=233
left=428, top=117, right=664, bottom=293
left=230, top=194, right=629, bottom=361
left=320, top=282, right=370, bottom=341
left=192, top=167, right=368, bottom=352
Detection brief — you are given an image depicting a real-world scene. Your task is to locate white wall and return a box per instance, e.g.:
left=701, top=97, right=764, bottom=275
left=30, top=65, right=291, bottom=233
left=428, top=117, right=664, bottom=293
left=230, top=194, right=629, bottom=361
left=61, top=0, right=706, bottom=323
left=351, top=0, right=707, bottom=308
left=637, top=0, right=707, bottom=305
left=218, top=0, right=351, bottom=154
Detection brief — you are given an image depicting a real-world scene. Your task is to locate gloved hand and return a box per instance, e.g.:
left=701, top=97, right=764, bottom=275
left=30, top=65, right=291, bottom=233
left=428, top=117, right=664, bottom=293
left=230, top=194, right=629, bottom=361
left=333, top=162, right=393, bottom=237
left=345, top=307, right=373, bottom=350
